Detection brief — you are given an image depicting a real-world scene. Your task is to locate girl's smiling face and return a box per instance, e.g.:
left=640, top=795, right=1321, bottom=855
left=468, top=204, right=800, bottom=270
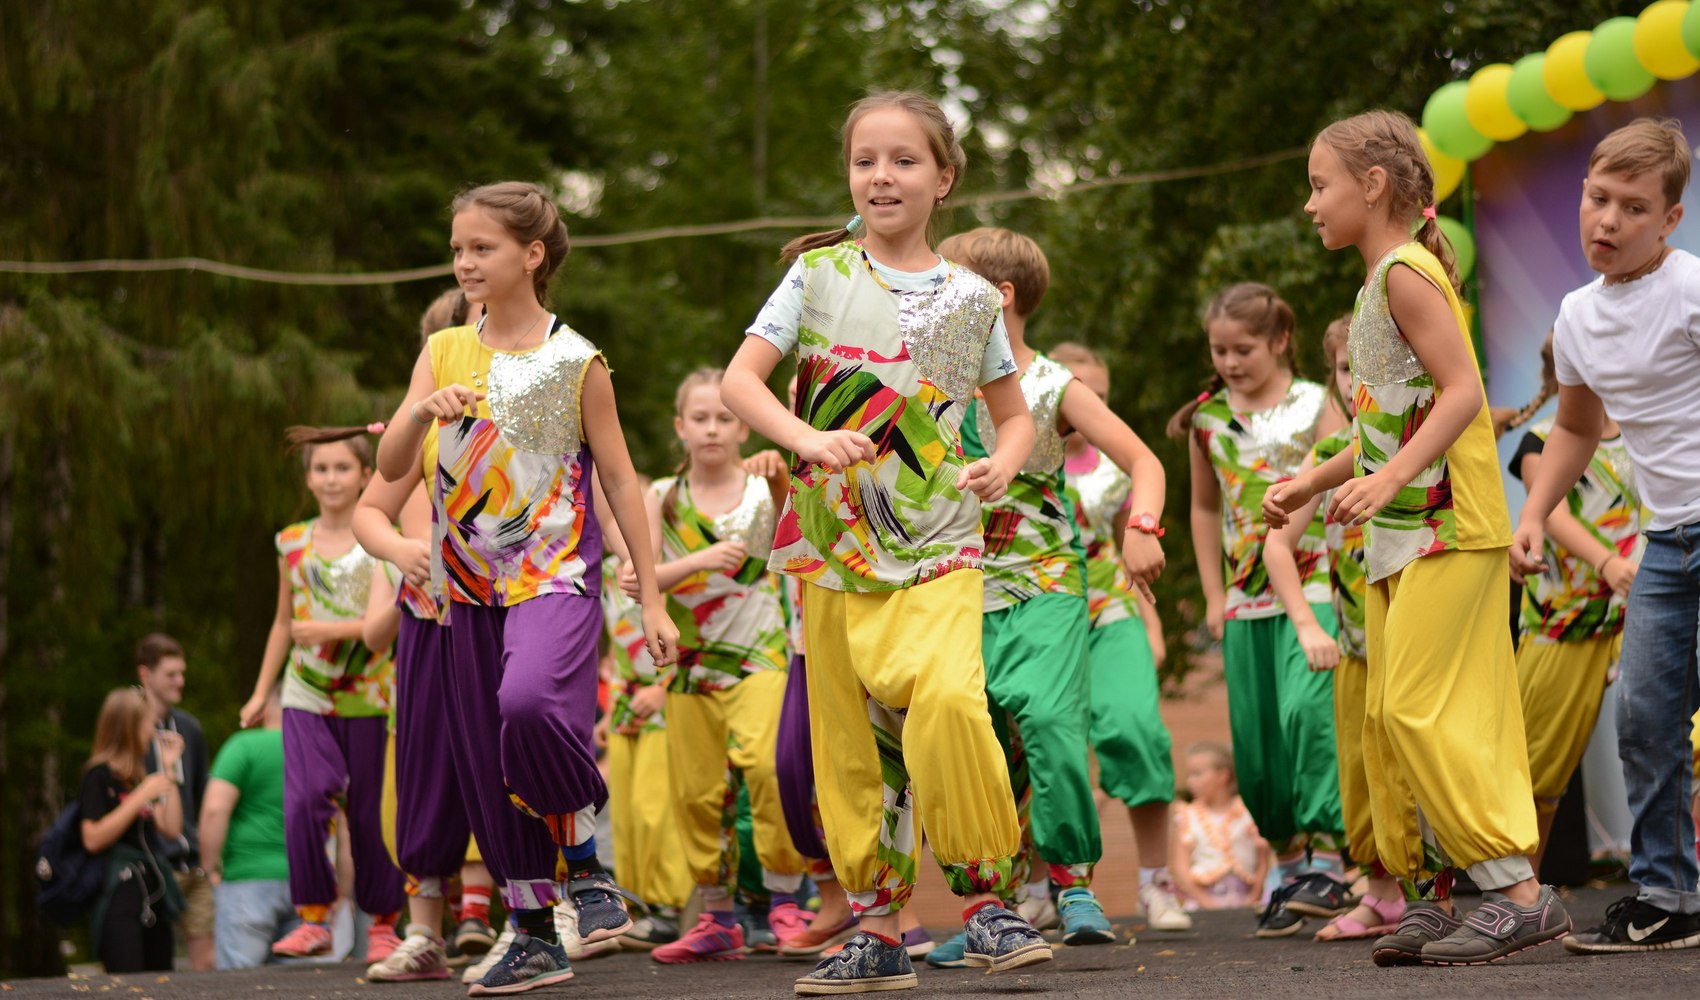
left=450, top=207, right=542, bottom=306
left=305, top=440, right=370, bottom=514
left=847, top=107, right=954, bottom=245
left=1304, top=140, right=1371, bottom=252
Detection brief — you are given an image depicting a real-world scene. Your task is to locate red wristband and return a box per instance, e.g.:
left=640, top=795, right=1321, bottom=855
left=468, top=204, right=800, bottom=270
left=1127, top=512, right=1166, bottom=538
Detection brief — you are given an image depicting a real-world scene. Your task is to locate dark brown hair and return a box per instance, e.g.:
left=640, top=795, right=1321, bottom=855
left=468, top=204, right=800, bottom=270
left=1165, top=283, right=1298, bottom=439
left=780, top=91, right=968, bottom=263
left=285, top=426, right=377, bottom=470
left=451, top=182, right=571, bottom=306
left=135, top=633, right=184, bottom=671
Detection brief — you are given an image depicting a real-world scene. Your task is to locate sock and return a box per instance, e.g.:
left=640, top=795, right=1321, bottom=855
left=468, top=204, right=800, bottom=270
left=771, top=893, right=797, bottom=909
left=1139, top=866, right=1162, bottom=890
left=865, top=929, right=901, bottom=948
left=709, top=909, right=737, bottom=928
left=1309, top=850, right=1345, bottom=877
left=561, top=838, right=598, bottom=863
left=297, top=904, right=331, bottom=926
left=962, top=900, right=998, bottom=922
left=404, top=921, right=438, bottom=940
left=1027, top=873, right=1052, bottom=898
left=1276, top=857, right=1305, bottom=882
left=514, top=906, right=559, bottom=945
left=564, top=852, right=606, bottom=885
left=460, top=886, right=492, bottom=925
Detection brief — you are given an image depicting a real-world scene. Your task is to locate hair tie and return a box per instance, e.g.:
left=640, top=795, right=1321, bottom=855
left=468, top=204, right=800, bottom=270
left=1421, top=205, right=1437, bottom=220
left=845, top=213, right=862, bottom=234
left=366, top=421, right=386, bottom=434
left=1196, top=391, right=1211, bottom=403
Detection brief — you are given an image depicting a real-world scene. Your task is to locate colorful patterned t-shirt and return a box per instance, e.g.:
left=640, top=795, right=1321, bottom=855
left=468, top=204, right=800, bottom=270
left=1063, top=446, right=1143, bottom=630
left=602, top=554, right=663, bottom=734
left=655, top=473, right=788, bottom=693
left=277, top=519, right=392, bottom=718
left=1192, top=380, right=1332, bottom=620
left=746, top=241, right=1014, bottom=593
left=963, top=354, right=1086, bottom=613
left=1515, top=420, right=1643, bottom=643
left=428, top=320, right=605, bottom=607
left=1310, top=429, right=1367, bottom=659
left=1349, top=242, right=1511, bottom=583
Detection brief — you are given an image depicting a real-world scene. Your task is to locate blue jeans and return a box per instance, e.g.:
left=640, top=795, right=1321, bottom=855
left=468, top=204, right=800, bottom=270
left=1618, top=522, right=1700, bottom=914
left=213, top=880, right=298, bottom=970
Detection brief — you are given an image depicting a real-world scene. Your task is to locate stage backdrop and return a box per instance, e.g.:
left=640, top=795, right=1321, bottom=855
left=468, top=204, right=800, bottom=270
left=1473, top=73, right=1700, bottom=511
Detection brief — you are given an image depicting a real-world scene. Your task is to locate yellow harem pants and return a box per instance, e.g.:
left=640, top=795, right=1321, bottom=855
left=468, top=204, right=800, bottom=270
left=802, top=569, right=1020, bottom=915
left=666, top=669, right=805, bottom=893
left=1516, top=632, right=1619, bottom=818
left=606, top=728, right=693, bottom=910
left=1333, top=654, right=1377, bottom=869
left=1363, top=547, right=1538, bottom=888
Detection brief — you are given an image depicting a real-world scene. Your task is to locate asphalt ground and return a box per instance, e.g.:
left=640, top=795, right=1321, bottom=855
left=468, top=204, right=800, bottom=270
left=8, top=886, right=1698, bottom=999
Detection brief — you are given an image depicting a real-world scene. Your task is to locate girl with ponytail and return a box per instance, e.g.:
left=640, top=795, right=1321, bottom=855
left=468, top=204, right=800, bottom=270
left=1265, top=109, right=1567, bottom=966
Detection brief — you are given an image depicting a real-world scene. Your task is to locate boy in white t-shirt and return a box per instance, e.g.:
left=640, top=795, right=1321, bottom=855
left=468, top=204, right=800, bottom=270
left=1514, top=117, right=1700, bottom=955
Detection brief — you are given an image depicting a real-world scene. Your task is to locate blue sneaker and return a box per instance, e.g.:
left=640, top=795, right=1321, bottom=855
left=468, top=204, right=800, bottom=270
left=466, top=933, right=573, bottom=996
left=1058, top=887, right=1116, bottom=946
left=923, top=931, right=967, bottom=969
left=963, top=904, right=1053, bottom=972
left=566, top=871, right=633, bottom=943
left=793, top=932, right=917, bottom=995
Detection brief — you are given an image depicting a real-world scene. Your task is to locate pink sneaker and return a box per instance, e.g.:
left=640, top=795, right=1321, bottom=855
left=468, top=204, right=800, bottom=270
left=650, top=913, right=746, bottom=964
left=768, top=902, right=814, bottom=950
left=366, top=920, right=403, bottom=963
left=272, top=921, right=333, bottom=958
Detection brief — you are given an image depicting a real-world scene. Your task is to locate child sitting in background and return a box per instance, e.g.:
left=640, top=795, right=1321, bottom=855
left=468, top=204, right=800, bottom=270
left=1170, top=742, right=1270, bottom=911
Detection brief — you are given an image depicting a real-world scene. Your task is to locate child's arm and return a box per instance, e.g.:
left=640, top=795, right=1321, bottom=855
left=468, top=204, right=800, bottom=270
left=1188, top=435, right=1228, bottom=640
left=592, top=471, right=632, bottom=564
left=1264, top=487, right=1338, bottom=671
left=1251, top=836, right=1272, bottom=900
left=724, top=339, right=876, bottom=472
left=582, top=358, right=679, bottom=666
left=1328, top=266, right=1484, bottom=527
left=362, top=563, right=401, bottom=654
left=745, top=448, right=792, bottom=520
left=352, top=467, right=429, bottom=590
left=1168, top=812, right=1211, bottom=908
left=378, top=348, right=482, bottom=484
left=1136, top=591, right=1167, bottom=669
left=1512, top=383, right=1608, bottom=576
left=241, top=559, right=295, bottom=728
left=1061, top=384, right=1166, bottom=599
left=959, top=372, right=1034, bottom=502
left=1264, top=448, right=1354, bottom=528
left=1518, top=450, right=1637, bottom=596
left=642, top=486, right=747, bottom=593
left=197, top=779, right=239, bottom=884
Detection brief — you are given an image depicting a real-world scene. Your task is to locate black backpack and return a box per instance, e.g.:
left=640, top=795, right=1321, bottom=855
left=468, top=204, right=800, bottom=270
left=34, top=802, right=105, bottom=925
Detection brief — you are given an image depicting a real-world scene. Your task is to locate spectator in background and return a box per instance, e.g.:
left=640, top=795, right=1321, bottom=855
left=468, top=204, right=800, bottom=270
left=136, top=633, right=214, bottom=970
left=200, top=685, right=295, bottom=970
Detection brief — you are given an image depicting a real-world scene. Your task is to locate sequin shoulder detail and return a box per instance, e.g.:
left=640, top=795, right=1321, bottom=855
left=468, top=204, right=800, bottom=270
left=488, top=323, right=602, bottom=455
left=1349, top=243, right=1428, bottom=387
left=976, top=353, right=1074, bottom=475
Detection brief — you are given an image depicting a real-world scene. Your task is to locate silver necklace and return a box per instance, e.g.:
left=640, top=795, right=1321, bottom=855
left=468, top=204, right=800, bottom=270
left=470, top=313, right=548, bottom=388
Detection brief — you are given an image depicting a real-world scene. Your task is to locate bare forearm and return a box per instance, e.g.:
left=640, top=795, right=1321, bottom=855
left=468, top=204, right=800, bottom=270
left=1265, top=535, right=1322, bottom=629
left=655, top=552, right=705, bottom=593
left=1375, top=385, right=1480, bottom=490
left=1306, top=447, right=1356, bottom=493
left=254, top=622, right=292, bottom=698
left=1521, top=424, right=1602, bottom=524
left=988, top=413, right=1036, bottom=483
left=377, top=415, right=428, bottom=483
left=1545, top=506, right=1615, bottom=570
left=352, top=506, right=411, bottom=564
left=1190, top=506, right=1225, bottom=601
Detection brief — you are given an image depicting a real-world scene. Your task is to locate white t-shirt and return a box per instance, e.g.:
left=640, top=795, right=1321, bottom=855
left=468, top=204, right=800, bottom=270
left=746, top=252, right=1017, bottom=385
left=1553, top=248, right=1700, bottom=531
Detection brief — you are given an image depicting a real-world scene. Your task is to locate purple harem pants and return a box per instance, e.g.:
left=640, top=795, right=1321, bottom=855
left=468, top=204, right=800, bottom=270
left=393, top=614, right=474, bottom=896
left=282, top=709, right=405, bottom=914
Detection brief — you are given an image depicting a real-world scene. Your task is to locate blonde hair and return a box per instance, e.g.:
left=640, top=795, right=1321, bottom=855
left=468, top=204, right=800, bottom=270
left=1165, top=283, right=1298, bottom=439
left=662, top=368, right=728, bottom=523
left=450, top=182, right=571, bottom=306
left=1320, top=313, right=1352, bottom=414
left=1185, top=740, right=1237, bottom=792
left=1505, top=330, right=1558, bottom=432
left=1315, top=109, right=1460, bottom=292
left=937, top=227, right=1050, bottom=317
left=85, top=688, right=153, bottom=786
left=781, top=91, right=968, bottom=262
left=1047, top=341, right=1106, bottom=371
left=1590, top=117, right=1691, bottom=208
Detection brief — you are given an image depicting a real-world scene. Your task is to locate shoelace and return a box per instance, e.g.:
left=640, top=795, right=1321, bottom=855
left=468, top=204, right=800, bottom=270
left=1259, top=878, right=1305, bottom=926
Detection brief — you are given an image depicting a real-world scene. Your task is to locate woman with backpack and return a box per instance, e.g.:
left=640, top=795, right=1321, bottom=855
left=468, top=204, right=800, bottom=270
left=79, top=688, right=185, bottom=972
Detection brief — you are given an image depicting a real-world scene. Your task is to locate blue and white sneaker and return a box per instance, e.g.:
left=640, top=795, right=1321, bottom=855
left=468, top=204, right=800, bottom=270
left=923, top=931, right=967, bottom=969
left=566, top=871, right=633, bottom=943
left=1058, top=887, right=1116, bottom=945
left=963, top=904, right=1053, bottom=972
left=793, top=932, right=917, bottom=995
left=466, top=932, right=573, bottom=996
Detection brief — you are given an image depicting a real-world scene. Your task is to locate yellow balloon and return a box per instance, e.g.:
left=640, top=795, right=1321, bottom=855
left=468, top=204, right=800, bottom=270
left=1464, top=63, right=1526, bottom=141
left=1545, top=30, right=1607, bottom=110
left=1419, top=128, right=1467, bottom=203
left=1635, top=0, right=1699, bottom=80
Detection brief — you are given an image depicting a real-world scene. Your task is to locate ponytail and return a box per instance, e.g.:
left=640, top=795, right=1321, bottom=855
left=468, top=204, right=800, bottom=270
left=1165, top=374, right=1226, bottom=441
left=285, top=424, right=381, bottom=469
left=1504, top=330, right=1559, bottom=432
left=781, top=225, right=854, bottom=264
left=1413, top=216, right=1463, bottom=295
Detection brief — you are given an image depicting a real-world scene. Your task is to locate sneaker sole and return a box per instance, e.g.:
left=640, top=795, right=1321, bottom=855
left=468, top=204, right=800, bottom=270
left=467, top=969, right=575, bottom=996
left=567, top=939, right=622, bottom=961
left=1421, top=922, right=1571, bottom=966
left=366, top=967, right=451, bottom=982
left=1286, top=900, right=1352, bottom=919
left=1372, top=944, right=1425, bottom=967
left=578, top=916, right=635, bottom=944
left=964, top=941, right=1054, bottom=972
left=793, top=972, right=919, bottom=995
left=456, top=936, right=496, bottom=954
left=780, top=926, right=862, bottom=958
left=651, top=947, right=748, bottom=964
left=904, top=942, right=935, bottom=959
left=1147, top=916, right=1194, bottom=932
left=1254, top=920, right=1306, bottom=939
left=1562, top=930, right=1700, bottom=954
left=924, top=957, right=967, bottom=970
left=272, top=947, right=332, bottom=958
left=1061, top=926, right=1117, bottom=946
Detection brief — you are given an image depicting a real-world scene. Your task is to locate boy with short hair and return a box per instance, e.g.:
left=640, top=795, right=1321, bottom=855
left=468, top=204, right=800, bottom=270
left=1513, top=117, right=1700, bottom=954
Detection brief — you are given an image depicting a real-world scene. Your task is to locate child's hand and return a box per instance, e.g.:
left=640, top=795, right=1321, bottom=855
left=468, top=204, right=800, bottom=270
left=695, top=540, right=749, bottom=575
left=593, top=716, right=609, bottom=750
left=1262, top=476, right=1314, bottom=529
left=1119, top=531, right=1165, bottom=603
left=398, top=538, right=431, bottom=588
left=628, top=684, right=667, bottom=722
left=289, top=619, right=341, bottom=646
left=1205, top=595, right=1225, bottom=641
left=1328, top=471, right=1399, bottom=527
left=153, top=730, right=185, bottom=770
left=743, top=449, right=789, bottom=480
left=136, top=772, right=177, bottom=803
left=797, top=430, right=876, bottom=473
left=618, top=560, right=641, bottom=600
left=1509, top=521, right=1549, bottom=577
left=956, top=457, right=1013, bottom=502
left=411, top=384, right=485, bottom=425
left=642, top=605, right=680, bottom=666
left=1601, top=555, right=1638, bottom=597
left=1294, top=621, right=1340, bottom=671
left=238, top=692, right=268, bottom=729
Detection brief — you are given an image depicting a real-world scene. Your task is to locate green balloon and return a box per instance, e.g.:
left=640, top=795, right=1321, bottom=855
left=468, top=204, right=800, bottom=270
left=1585, top=16, right=1655, bottom=101
left=1436, top=216, right=1476, bottom=278
left=1422, top=80, right=1493, bottom=162
left=1506, top=53, right=1572, bottom=131
left=1685, top=0, right=1700, bottom=60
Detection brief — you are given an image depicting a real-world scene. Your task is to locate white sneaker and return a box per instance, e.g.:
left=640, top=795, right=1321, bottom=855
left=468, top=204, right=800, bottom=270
left=365, top=927, right=450, bottom=981
left=556, top=897, right=621, bottom=960
left=462, top=925, right=514, bottom=984
left=1017, top=892, right=1060, bottom=931
left=1140, top=880, right=1193, bottom=932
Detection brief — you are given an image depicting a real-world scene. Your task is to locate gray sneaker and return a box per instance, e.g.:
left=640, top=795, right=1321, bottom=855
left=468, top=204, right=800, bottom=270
left=793, top=932, right=917, bottom=995
left=962, top=904, right=1053, bottom=973
left=1421, top=886, right=1571, bottom=965
left=1372, top=900, right=1463, bottom=967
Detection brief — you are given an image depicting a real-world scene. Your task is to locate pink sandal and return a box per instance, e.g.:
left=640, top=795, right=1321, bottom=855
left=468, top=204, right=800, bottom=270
left=1314, top=895, right=1405, bottom=941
